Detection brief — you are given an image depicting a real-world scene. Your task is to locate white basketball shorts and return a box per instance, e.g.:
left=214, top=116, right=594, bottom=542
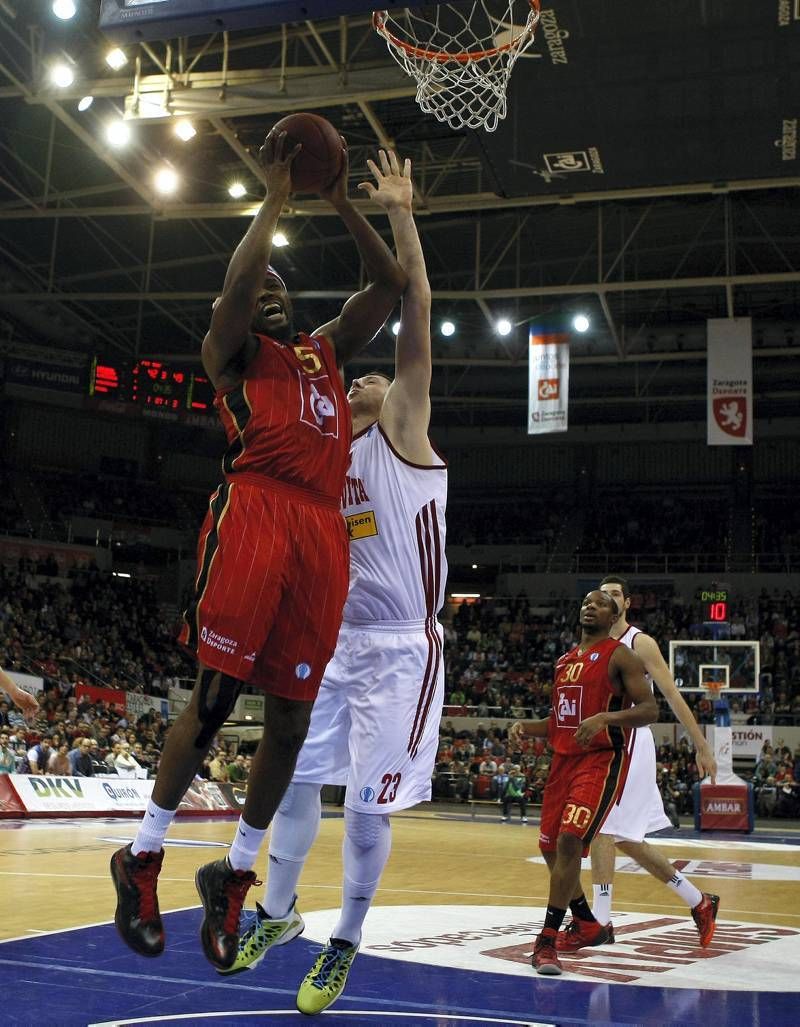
left=599, top=725, right=672, bottom=842
left=292, top=619, right=445, bottom=815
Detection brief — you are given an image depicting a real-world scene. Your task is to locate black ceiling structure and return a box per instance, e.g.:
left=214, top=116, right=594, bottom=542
left=0, top=0, right=798, bottom=428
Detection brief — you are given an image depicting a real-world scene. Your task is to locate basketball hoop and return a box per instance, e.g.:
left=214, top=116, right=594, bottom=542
left=373, top=1, right=541, bottom=132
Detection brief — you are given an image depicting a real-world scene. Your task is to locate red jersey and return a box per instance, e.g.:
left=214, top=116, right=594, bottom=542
left=548, top=637, right=631, bottom=755
left=214, top=331, right=351, bottom=502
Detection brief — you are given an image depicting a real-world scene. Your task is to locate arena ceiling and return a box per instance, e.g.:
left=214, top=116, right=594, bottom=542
left=0, top=0, right=799, bottom=427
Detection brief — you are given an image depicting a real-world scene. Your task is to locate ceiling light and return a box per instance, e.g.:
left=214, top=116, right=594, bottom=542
left=174, top=120, right=196, bottom=142
left=272, top=231, right=289, bottom=247
left=391, top=321, right=401, bottom=336
left=496, top=318, right=512, bottom=336
left=228, top=182, right=246, bottom=199
left=49, top=63, right=74, bottom=89
left=106, top=48, right=128, bottom=71
left=572, top=314, right=590, bottom=333
left=441, top=320, right=455, bottom=337
left=77, top=95, right=94, bottom=112
left=154, top=167, right=179, bottom=195
left=105, top=120, right=131, bottom=147
left=52, top=0, right=76, bottom=19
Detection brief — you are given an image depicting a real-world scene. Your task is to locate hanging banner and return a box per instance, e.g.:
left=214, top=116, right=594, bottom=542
left=707, top=318, right=752, bottom=445
left=528, top=327, right=569, bottom=435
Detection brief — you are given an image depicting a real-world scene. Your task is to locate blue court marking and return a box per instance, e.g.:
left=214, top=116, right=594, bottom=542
left=0, top=909, right=795, bottom=1026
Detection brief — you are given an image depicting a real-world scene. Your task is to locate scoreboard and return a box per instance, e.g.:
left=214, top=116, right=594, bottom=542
left=89, top=357, right=215, bottom=416
left=698, top=587, right=730, bottom=623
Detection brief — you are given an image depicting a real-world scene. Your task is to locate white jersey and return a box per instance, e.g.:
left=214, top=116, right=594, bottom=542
left=341, top=422, right=447, bottom=625
left=600, top=622, right=672, bottom=841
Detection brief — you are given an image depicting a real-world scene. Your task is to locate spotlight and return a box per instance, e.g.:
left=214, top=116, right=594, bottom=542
left=49, top=63, right=74, bottom=89
left=77, top=96, right=94, bottom=112
left=496, top=318, right=512, bottom=336
left=52, top=0, right=76, bottom=19
left=105, top=49, right=128, bottom=71
left=105, top=120, right=131, bottom=147
left=572, top=314, right=590, bottom=333
left=174, top=120, right=196, bottom=142
left=441, top=320, right=455, bottom=337
left=272, top=231, right=289, bottom=247
left=228, top=182, right=246, bottom=199
left=154, top=167, right=179, bottom=195
left=391, top=321, right=401, bottom=336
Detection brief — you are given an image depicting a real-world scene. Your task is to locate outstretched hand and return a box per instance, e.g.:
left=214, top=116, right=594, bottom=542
left=358, top=149, right=413, bottom=212
left=258, top=129, right=301, bottom=198
left=12, top=686, right=39, bottom=723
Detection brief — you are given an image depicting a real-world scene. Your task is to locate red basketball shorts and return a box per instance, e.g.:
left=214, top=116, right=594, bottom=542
left=179, top=477, right=349, bottom=702
left=538, top=748, right=628, bottom=855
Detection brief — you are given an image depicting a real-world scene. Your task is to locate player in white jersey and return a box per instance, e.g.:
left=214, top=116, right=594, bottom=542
left=223, top=150, right=447, bottom=1014
left=556, top=575, right=721, bottom=954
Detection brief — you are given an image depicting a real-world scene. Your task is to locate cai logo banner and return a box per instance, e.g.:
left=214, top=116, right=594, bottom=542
left=528, top=328, right=569, bottom=435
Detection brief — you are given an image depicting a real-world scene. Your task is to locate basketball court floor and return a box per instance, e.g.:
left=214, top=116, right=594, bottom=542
left=1, top=805, right=798, bottom=1025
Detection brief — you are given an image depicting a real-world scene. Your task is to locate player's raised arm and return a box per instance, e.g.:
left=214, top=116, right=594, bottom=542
left=360, top=150, right=434, bottom=463
left=633, top=633, right=717, bottom=783
left=313, top=145, right=408, bottom=366
left=202, top=130, right=298, bottom=386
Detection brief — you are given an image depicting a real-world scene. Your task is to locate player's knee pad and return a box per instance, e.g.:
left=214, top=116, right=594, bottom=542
left=193, top=669, right=242, bottom=749
left=344, top=806, right=390, bottom=849
left=277, top=780, right=322, bottom=820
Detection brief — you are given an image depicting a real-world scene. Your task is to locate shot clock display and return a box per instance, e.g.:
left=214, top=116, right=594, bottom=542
left=699, top=588, right=729, bottom=623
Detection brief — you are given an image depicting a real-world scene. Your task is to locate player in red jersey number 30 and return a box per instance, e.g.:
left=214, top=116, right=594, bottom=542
left=510, top=590, right=658, bottom=975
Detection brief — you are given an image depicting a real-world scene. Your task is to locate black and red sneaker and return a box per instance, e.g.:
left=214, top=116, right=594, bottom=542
left=691, top=893, right=720, bottom=947
left=556, top=917, right=614, bottom=953
left=531, top=928, right=563, bottom=975
left=110, top=844, right=165, bottom=957
left=195, top=859, right=259, bottom=970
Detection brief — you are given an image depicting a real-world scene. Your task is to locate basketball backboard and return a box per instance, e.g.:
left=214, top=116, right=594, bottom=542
left=669, top=641, right=759, bottom=695
left=99, top=0, right=404, bottom=43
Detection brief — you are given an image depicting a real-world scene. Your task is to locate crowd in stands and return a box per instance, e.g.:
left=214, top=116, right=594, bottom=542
left=0, top=562, right=193, bottom=697
left=0, top=691, right=168, bottom=778
left=579, top=492, right=730, bottom=557
left=0, top=468, right=25, bottom=536
left=447, top=493, right=568, bottom=548
left=40, top=471, right=181, bottom=530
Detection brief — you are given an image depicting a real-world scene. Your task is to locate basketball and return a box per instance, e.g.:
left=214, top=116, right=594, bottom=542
left=271, top=112, right=344, bottom=193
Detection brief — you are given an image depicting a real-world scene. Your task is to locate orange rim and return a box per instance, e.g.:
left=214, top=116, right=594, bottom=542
left=373, top=1, right=540, bottom=66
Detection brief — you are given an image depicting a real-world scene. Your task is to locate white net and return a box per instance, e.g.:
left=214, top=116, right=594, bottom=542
left=373, top=2, right=541, bottom=132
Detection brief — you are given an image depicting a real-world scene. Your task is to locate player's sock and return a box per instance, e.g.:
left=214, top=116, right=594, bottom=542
left=228, top=816, right=267, bottom=872
left=132, top=799, right=176, bottom=855
left=331, top=808, right=392, bottom=946
left=667, top=871, right=703, bottom=908
left=265, top=782, right=322, bottom=918
left=592, top=883, right=612, bottom=924
left=543, top=905, right=567, bottom=933
left=569, top=894, right=597, bottom=923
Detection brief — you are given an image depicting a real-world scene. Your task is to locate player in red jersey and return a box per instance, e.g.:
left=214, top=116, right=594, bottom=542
left=510, top=590, right=658, bottom=975
left=111, top=128, right=408, bottom=970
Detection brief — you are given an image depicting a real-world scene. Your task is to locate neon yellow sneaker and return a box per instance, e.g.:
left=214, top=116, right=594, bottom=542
left=216, top=898, right=304, bottom=975
left=296, top=938, right=359, bottom=1015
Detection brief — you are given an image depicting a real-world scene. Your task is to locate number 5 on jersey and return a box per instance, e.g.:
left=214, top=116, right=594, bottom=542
left=293, top=344, right=322, bottom=375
